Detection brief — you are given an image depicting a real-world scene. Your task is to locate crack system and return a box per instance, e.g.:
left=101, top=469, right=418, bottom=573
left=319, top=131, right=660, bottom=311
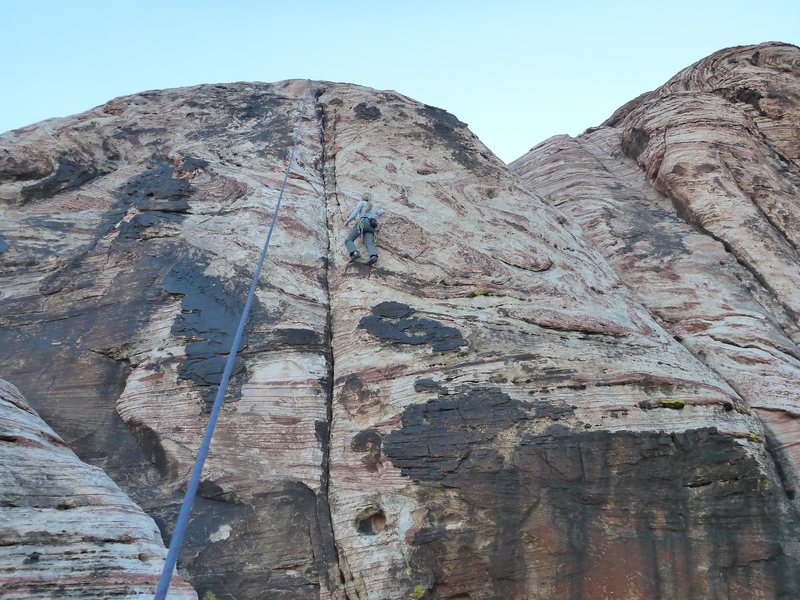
left=762, top=427, right=798, bottom=502
left=313, top=86, right=358, bottom=600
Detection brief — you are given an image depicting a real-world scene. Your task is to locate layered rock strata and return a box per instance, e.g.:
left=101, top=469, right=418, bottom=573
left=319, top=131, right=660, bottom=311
left=511, top=41, right=800, bottom=510
left=0, top=80, right=341, bottom=599
left=0, top=378, right=195, bottom=599
left=317, top=78, right=799, bottom=600
left=0, top=53, right=798, bottom=600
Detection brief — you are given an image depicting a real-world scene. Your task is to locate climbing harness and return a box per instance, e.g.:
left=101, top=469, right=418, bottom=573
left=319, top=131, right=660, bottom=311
left=153, top=85, right=309, bottom=600
left=357, top=215, right=379, bottom=243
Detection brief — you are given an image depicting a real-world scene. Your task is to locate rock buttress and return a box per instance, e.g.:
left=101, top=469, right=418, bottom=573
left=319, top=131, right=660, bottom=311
left=511, top=42, right=800, bottom=520
left=0, top=81, right=341, bottom=598
left=317, top=81, right=800, bottom=598
left=0, top=378, right=196, bottom=599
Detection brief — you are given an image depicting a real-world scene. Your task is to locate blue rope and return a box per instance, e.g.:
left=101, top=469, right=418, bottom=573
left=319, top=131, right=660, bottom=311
left=154, top=92, right=308, bottom=599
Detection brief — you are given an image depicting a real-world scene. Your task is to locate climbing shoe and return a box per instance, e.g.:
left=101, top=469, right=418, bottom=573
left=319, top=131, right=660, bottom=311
left=349, top=251, right=361, bottom=263
left=366, top=255, right=378, bottom=265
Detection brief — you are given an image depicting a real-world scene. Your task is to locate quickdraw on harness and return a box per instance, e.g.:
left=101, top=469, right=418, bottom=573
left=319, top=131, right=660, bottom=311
left=357, top=198, right=379, bottom=243
left=358, top=216, right=379, bottom=244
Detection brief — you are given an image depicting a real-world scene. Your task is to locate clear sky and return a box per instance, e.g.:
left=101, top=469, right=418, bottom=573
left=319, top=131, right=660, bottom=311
left=2, top=0, right=798, bottom=163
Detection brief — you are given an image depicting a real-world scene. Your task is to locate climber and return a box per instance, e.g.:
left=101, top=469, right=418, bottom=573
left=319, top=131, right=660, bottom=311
left=344, top=192, right=384, bottom=265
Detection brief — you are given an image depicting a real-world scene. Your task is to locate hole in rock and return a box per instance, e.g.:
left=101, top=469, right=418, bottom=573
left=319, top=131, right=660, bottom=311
left=355, top=507, right=387, bottom=535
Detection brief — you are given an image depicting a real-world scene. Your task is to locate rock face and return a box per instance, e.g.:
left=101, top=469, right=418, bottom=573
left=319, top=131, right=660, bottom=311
left=511, top=41, right=800, bottom=513
left=0, top=378, right=195, bottom=599
left=0, top=44, right=798, bottom=600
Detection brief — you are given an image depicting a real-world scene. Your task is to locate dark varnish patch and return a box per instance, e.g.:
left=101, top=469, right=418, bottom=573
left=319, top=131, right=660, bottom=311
left=720, top=86, right=766, bottom=115
left=119, top=157, right=193, bottom=203
left=420, top=105, right=467, bottom=131
left=232, top=92, right=285, bottom=121
left=134, top=197, right=191, bottom=213
left=271, top=328, right=322, bottom=348
left=533, top=400, right=574, bottom=420
left=618, top=201, right=692, bottom=259
left=21, top=157, right=105, bottom=202
left=354, top=103, right=381, bottom=120
left=116, top=157, right=194, bottom=236
left=385, top=388, right=527, bottom=481
left=177, top=156, right=210, bottom=172
left=413, top=105, right=485, bottom=172
left=117, top=211, right=184, bottom=241
left=112, top=125, right=168, bottom=145
left=154, top=481, right=334, bottom=599
left=221, top=92, right=295, bottom=160
left=370, top=301, right=413, bottom=319
left=246, top=125, right=294, bottom=158
left=351, top=429, right=383, bottom=472
left=622, top=127, right=651, bottom=160
left=126, top=420, right=172, bottom=477
left=164, top=259, right=248, bottom=411
left=359, top=301, right=466, bottom=352
left=0, top=155, right=53, bottom=182
left=414, top=378, right=447, bottom=394
left=384, top=391, right=800, bottom=600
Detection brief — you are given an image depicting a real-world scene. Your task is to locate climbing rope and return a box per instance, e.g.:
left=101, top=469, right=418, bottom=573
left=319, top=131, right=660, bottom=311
left=154, top=87, right=309, bottom=599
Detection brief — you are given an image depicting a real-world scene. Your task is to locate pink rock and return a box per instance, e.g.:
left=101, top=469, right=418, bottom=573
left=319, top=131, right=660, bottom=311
left=0, top=378, right=196, bottom=599
left=512, top=41, right=800, bottom=590
left=0, top=47, right=798, bottom=598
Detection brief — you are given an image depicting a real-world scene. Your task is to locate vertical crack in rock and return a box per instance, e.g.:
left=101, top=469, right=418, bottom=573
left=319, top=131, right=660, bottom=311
left=763, top=426, right=799, bottom=504
left=656, top=191, right=793, bottom=324
left=579, top=135, right=800, bottom=348
left=624, top=125, right=799, bottom=335
left=314, top=86, right=353, bottom=600
left=637, top=131, right=800, bottom=328
left=733, top=152, right=800, bottom=256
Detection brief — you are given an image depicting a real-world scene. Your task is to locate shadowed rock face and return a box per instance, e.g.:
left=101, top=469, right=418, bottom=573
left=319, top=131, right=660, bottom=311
left=1, top=46, right=799, bottom=600
left=0, top=379, right=196, bottom=599
left=390, top=421, right=793, bottom=599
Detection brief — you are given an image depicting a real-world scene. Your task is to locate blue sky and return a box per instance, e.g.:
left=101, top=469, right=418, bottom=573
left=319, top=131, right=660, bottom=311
left=2, top=1, right=798, bottom=163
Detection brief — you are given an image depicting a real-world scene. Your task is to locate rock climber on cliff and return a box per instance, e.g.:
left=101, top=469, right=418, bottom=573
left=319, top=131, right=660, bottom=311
left=344, top=192, right=384, bottom=265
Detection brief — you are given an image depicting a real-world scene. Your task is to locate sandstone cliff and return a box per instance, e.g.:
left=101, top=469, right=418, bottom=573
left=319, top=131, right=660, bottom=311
left=0, top=378, right=195, bottom=598
left=511, top=40, right=800, bottom=511
left=1, top=43, right=799, bottom=599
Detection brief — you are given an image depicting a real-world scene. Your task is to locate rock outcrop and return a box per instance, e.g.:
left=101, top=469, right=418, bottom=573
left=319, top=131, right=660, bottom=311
left=0, top=378, right=195, bottom=599
left=1, top=43, right=799, bottom=599
left=511, top=41, right=800, bottom=512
